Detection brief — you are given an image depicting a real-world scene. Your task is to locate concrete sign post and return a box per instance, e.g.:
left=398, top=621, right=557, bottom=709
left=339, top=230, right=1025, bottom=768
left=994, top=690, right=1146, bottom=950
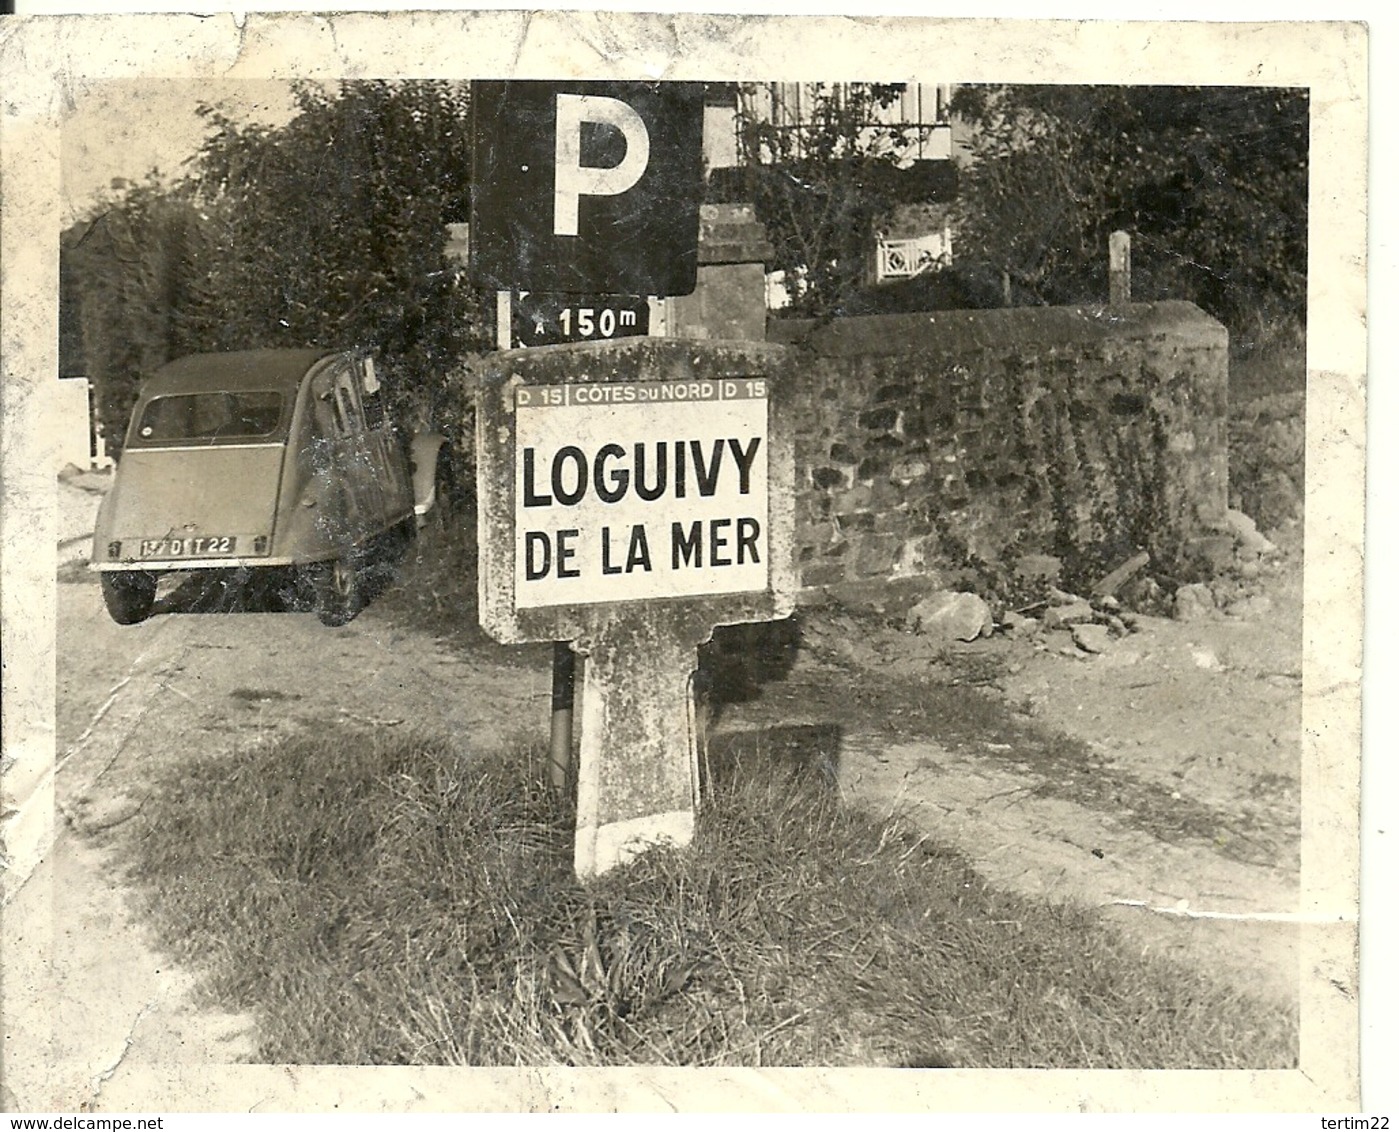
left=467, top=81, right=781, bottom=878
left=477, top=337, right=796, bottom=878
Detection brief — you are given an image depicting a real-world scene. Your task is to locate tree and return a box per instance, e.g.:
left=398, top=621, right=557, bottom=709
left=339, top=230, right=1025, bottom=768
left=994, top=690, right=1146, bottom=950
left=181, top=80, right=488, bottom=429
left=950, top=85, right=1309, bottom=341
left=732, top=83, right=922, bottom=319
left=62, top=176, right=208, bottom=457
left=65, top=80, right=490, bottom=451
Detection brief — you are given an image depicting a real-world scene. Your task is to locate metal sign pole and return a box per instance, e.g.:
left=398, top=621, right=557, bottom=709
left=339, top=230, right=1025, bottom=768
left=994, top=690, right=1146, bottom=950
left=549, top=642, right=576, bottom=793
left=495, top=290, right=513, bottom=351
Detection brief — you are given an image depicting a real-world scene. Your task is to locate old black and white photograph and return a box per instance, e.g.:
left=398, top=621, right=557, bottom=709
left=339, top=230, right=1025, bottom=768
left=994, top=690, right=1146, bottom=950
left=0, top=9, right=1376, bottom=1116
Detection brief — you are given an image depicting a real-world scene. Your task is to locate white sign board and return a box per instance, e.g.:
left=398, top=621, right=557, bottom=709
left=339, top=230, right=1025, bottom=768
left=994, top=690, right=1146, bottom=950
left=514, top=378, right=769, bottom=608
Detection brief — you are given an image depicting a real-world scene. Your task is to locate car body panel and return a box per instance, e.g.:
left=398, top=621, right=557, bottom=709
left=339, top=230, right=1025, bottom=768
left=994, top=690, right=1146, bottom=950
left=96, top=444, right=285, bottom=566
left=92, top=349, right=417, bottom=574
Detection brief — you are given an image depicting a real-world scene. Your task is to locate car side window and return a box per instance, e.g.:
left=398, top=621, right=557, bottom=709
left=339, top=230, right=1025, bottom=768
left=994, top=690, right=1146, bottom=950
left=357, top=356, right=388, bottom=430
left=360, top=378, right=385, bottom=431
left=333, top=365, right=364, bottom=434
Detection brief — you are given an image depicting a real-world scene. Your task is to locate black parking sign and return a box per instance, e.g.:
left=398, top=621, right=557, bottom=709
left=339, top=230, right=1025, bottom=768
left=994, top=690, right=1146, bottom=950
left=470, top=81, right=705, bottom=297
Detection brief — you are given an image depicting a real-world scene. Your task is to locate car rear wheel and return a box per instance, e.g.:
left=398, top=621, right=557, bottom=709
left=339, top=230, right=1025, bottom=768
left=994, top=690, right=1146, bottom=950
left=309, top=557, right=363, bottom=627
left=101, top=571, right=158, bottom=625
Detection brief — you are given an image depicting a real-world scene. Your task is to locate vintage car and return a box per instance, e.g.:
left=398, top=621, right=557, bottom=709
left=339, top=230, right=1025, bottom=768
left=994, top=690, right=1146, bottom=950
left=91, top=348, right=431, bottom=626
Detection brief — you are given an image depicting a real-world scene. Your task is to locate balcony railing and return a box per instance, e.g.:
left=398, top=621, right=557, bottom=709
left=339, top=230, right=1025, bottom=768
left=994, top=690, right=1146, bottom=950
left=876, top=232, right=951, bottom=282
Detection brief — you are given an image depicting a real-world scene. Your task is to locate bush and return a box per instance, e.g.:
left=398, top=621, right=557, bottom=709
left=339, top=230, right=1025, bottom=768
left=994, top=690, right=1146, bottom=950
left=63, top=81, right=492, bottom=450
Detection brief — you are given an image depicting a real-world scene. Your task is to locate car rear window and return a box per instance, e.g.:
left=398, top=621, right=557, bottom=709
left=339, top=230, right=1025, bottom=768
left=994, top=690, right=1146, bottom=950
left=132, top=391, right=286, bottom=446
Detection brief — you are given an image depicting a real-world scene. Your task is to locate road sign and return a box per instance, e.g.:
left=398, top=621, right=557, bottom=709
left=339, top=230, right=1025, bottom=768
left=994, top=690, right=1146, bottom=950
left=476, top=339, right=797, bottom=878
left=513, top=377, right=769, bottom=608
left=510, top=292, right=650, bottom=348
left=470, top=81, right=705, bottom=297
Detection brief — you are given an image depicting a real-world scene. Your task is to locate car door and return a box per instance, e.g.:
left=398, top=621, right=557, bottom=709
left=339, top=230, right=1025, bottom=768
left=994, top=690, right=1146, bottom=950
left=331, top=358, right=387, bottom=546
left=304, top=361, right=371, bottom=555
left=356, top=355, right=414, bottom=524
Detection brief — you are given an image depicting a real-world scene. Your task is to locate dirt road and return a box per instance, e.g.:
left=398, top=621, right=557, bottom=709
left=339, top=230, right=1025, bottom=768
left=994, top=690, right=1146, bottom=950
left=11, top=475, right=555, bottom=1108
left=710, top=591, right=1303, bottom=1006
left=7, top=473, right=1305, bottom=1105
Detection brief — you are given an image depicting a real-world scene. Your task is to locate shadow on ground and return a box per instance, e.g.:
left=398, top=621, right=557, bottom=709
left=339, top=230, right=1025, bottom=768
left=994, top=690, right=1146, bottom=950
left=701, top=720, right=845, bottom=799
left=147, top=557, right=407, bottom=619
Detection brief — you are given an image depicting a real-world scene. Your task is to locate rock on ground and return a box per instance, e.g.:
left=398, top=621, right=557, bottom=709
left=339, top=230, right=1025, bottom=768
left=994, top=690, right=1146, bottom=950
left=1225, top=508, right=1279, bottom=559
left=1044, top=599, right=1095, bottom=630
left=1174, top=582, right=1217, bottom=622
left=905, top=590, right=993, bottom=643
left=1071, top=623, right=1113, bottom=654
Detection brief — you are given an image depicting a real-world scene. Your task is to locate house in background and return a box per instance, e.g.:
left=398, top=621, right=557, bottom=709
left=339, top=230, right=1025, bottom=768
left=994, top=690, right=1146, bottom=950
left=703, top=82, right=963, bottom=305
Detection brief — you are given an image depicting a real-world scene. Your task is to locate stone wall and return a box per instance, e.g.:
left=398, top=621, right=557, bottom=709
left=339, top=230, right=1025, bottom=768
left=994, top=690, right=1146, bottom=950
left=767, top=301, right=1229, bottom=596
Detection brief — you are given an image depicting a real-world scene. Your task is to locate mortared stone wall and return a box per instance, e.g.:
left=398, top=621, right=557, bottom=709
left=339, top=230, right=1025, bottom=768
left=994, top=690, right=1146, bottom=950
left=767, top=301, right=1229, bottom=596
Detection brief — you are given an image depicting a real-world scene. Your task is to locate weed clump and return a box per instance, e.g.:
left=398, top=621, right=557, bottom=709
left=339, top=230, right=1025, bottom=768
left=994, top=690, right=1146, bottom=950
left=124, top=729, right=1297, bottom=1068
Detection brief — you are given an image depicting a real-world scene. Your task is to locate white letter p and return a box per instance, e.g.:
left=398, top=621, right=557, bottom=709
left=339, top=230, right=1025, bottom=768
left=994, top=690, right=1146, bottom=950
left=553, top=94, right=650, bottom=238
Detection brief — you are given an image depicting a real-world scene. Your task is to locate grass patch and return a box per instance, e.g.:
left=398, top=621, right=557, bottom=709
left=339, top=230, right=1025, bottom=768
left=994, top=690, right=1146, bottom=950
left=120, top=727, right=1296, bottom=1068
left=374, top=513, right=495, bottom=649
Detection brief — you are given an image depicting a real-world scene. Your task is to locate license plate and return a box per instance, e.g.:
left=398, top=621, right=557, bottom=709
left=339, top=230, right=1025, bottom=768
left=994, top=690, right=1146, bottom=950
left=138, top=535, right=237, bottom=558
